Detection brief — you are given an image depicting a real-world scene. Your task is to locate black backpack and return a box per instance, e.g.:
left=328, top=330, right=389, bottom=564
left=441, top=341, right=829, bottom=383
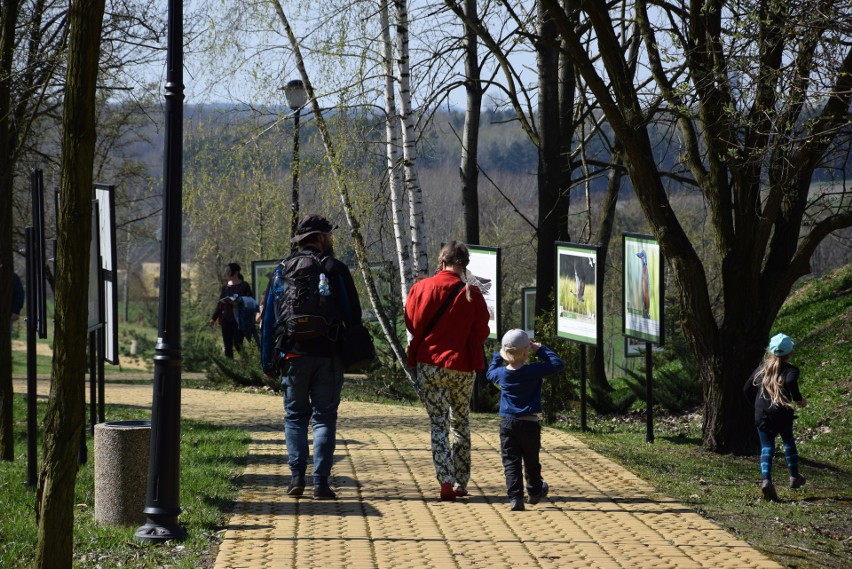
left=272, top=250, right=341, bottom=342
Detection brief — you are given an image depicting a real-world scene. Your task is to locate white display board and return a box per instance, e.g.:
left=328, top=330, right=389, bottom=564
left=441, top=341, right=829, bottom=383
left=94, top=184, right=119, bottom=364
left=467, top=245, right=500, bottom=340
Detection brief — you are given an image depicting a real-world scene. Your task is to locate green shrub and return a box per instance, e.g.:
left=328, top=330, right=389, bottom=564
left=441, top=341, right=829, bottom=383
left=208, top=341, right=273, bottom=389
left=343, top=320, right=418, bottom=403
left=618, top=293, right=702, bottom=413
left=531, top=305, right=581, bottom=423
left=622, top=357, right=702, bottom=413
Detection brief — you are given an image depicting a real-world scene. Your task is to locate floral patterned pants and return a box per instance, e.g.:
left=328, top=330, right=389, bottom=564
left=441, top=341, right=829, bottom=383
left=416, top=364, right=475, bottom=489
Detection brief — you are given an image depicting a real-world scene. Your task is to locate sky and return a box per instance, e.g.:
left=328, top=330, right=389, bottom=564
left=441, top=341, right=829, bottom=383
left=141, top=0, right=540, bottom=112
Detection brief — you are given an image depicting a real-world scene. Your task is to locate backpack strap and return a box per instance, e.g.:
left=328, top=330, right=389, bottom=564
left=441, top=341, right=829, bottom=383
left=337, top=273, right=353, bottom=323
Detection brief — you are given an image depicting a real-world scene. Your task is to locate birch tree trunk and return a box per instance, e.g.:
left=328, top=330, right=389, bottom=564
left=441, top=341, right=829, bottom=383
left=273, top=0, right=414, bottom=380
left=380, top=0, right=411, bottom=299
left=394, top=0, right=428, bottom=277
left=35, top=0, right=105, bottom=566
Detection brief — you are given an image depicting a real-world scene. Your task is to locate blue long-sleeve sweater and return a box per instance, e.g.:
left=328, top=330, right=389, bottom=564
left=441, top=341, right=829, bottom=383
left=486, top=345, right=565, bottom=418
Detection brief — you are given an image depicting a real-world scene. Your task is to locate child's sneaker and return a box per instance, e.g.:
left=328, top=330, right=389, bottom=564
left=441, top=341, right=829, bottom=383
left=453, top=486, right=469, bottom=498
left=761, top=479, right=778, bottom=501
left=510, top=498, right=525, bottom=511
left=440, top=482, right=456, bottom=502
left=790, top=475, right=806, bottom=489
left=527, top=481, right=549, bottom=505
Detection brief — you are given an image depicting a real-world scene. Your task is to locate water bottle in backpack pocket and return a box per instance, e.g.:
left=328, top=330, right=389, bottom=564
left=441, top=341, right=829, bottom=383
left=273, top=251, right=340, bottom=342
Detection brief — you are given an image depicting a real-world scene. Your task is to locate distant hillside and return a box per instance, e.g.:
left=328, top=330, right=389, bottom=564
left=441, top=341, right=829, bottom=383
left=173, top=104, right=846, bottom=191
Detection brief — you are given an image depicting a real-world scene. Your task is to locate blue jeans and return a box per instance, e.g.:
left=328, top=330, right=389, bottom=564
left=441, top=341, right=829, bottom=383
left=281, top=356, right=344, bottom=478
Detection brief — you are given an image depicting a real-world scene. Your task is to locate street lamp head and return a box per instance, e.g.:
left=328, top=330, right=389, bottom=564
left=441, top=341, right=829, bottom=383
left=283, top=79, right=308, bottom=110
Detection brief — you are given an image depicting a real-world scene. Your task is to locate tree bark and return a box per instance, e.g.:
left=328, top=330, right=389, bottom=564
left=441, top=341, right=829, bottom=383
left=0, top=0, right=21, bottom=463
left=379, top=0, right=411, bottom=299
left=35, top=0, right=105, bottom=566
left=394, top=0, right=429, bottom=277
left=460, top=0, right=481, bottom=246
left=534, top=0, right=564, bottom=319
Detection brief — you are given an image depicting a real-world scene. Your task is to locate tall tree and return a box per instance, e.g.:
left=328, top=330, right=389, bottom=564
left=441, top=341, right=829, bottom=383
left=379, top=0, right=411, bottom=298
left=0, top=0, right=167, bottom=460
left=542, top=0, right=852, bottom=452
left=272, top=0, right=413, bottom=375
left=394, top=0, right=429, bottom=277
left=35, top=0, right=105, bottom=566
left=459, top=0, right=482, bottom=245
left=0, top=0, right=21, bottom=463
left=533, top=0, right=568, bottom=318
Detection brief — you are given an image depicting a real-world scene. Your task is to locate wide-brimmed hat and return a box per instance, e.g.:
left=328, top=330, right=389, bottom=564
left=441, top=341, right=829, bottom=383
left=291, top=214, right=338, bottom=243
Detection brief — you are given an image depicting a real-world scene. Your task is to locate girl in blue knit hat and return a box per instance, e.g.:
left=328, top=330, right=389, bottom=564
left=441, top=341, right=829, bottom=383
left=743, top=333, right=808, bottom=501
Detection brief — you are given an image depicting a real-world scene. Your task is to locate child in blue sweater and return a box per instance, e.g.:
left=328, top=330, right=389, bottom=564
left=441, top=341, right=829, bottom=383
left=486, top=329, right=565, bottom=511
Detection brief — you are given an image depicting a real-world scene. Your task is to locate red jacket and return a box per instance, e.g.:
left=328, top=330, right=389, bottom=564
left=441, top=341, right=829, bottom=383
left=404, top=270, right=491, bottom=372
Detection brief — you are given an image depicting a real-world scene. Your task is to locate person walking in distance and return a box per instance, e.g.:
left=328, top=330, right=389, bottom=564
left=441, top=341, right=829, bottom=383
left=210, top=263, right=253, bottom=359
left=404, top=241, right=491, bottom=501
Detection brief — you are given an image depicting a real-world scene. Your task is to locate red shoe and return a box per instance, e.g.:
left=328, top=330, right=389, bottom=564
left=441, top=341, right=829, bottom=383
left=440, top=483, right=456, bottom=501
left=453, top=487, right=469, bottom=498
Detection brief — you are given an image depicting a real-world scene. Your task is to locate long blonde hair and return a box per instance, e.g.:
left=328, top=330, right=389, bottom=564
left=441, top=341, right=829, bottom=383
left=753, top=352, right=792, bottom=408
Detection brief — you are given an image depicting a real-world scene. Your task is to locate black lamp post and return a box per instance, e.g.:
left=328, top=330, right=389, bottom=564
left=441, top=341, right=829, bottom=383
left=135, top=0, right=185, bottom=543
left=282, top=79, right=307, bottom=242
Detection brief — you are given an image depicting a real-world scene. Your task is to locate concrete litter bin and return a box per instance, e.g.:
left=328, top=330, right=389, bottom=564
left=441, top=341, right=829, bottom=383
left=94, top=420, right=150, bottom=526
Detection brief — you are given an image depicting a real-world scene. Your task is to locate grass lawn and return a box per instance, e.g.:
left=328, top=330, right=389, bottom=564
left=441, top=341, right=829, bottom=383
left=11, top=312, right=154, bottom=377
left=0, top=398, right=249, bottom=569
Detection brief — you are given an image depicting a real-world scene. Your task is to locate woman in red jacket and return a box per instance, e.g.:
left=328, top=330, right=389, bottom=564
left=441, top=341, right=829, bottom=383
left=405, top=241, right=491, bottom=501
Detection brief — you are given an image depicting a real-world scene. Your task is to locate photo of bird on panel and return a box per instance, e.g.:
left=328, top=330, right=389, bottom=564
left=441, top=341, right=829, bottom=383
left=623, top=234, right=664, bottom=345
left=555, top=242, right=602, bottom=346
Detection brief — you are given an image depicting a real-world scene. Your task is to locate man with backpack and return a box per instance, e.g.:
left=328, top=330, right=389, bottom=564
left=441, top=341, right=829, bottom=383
left=260, top=214, right=364, bottom=500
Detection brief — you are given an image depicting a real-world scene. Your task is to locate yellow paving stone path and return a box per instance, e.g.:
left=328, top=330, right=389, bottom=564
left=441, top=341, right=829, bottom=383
left=14, top=378, right=780, bottom=568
